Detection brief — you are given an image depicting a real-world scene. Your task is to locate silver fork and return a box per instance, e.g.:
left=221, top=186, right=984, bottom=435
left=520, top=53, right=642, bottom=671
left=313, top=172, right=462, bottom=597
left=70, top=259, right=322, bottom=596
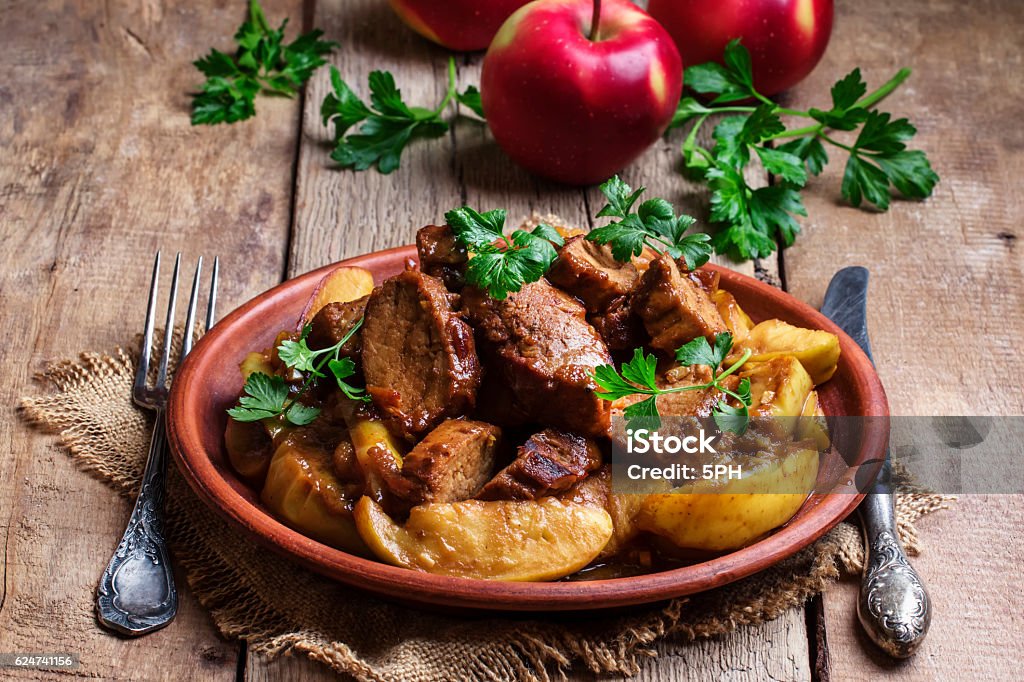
left=96, top=252, right=219, bottom=636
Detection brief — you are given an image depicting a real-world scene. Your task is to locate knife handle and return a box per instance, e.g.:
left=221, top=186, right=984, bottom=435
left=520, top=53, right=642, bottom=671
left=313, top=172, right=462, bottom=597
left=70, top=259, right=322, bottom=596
left=857, top=491, right=932, bottom=658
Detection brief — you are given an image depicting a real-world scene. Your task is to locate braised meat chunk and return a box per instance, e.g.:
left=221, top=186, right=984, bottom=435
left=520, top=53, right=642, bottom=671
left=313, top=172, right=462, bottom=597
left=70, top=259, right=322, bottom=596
left=588, top=294, right=644, bottom=352
left=632, top=254, right=727, bottom=353
left=398, top=419, right=501, bottom=505
left=546, top=236, right=638, bottom=313
left=306, top=295, right=367, bottom=357
left=463, top=280, right=613, bottom=437
left=416, top=224, right=468, bottom=291
left=477, top=429, right=602, bottom=500
left=362, top=270, right=481, bottom=441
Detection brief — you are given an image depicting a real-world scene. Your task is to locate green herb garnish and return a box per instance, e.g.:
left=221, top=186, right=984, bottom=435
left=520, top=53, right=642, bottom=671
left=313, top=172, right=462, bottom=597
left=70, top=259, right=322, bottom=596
left=191, top=0, right=336, bottom=125
left=321, top=57, right=481, bottom=173
left=592, top=332, right=753, bottom=434
left=672, top=40, right=939, bottom=260
left=444, top=207, right=564, bottom=300
left=586, top=176, right=713, bottom=269
left=228, top=318, right=368, bottom=426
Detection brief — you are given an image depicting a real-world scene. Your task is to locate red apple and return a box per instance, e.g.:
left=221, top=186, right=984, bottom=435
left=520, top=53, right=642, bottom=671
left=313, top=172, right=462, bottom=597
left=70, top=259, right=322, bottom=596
left=648, top=0, right=833, bottom=96
left=389, top=0, right=533, bottom=52
left=481, top=0, right=683, bottom=186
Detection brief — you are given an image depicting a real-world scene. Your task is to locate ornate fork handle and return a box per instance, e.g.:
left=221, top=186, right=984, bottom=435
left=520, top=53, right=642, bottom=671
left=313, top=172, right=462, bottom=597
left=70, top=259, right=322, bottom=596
left=96, top=409, right=178, bottom=636
left=857, top=491, right=931, bottom=658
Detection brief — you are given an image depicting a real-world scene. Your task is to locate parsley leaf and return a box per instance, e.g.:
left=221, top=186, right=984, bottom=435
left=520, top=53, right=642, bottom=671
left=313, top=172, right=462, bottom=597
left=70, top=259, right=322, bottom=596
left=285, top=402, right=322, bottom=426
left=777, top=136, right=829, bottom=176
left=619, top=347, right=659, bottom=392
left=323, top=67, right=449, bottom=173
left=754, top=147, right=807, bottom=186
left=320, top=67, right=372, bottom=138
left=749, top=185, right=806, bottom=247
left=228, top=372, right=289, bottom=422
left=808, top=68, right=870, bottom=131
left=328, top=357, right=368, bottom=401
left=595, top=175, right=645, bottom=218
left=226, top=316, right=369, bottom=428
left=445, top=207, right=506, bottom=246
left=840, top=111, right=939, bottom=209
left=191, top=0, right=336, bottom=125
left=842, top=154, right=892, bottom=209
left=587, top=176, right=712, bottom=268
left=623, top=397, right=662, bottom=432
left=675, top=44, right=938, bottom=259
left=592, top=363, right=646, bottom=401
left=675, top=334, right=729, bottom=370
left=674, top=332, right=754, bottom=434
left=670, top=97, right=713, bottom=128
left=874, top=151, right=939, bottom=199
left=277, top=338, right=320, bottom=375
left=591, top=334, right=753, bottom=434
left=713, top=402, right=749, bottom=434
left=323, top=57, right=479, bottom=174
left=456, top=85, right=485, bottom=118
left=684, top=39, right=755, bottom=104
left=705, top=166, right=778, bottom=259
left=446, top=207, right=562, bottom=299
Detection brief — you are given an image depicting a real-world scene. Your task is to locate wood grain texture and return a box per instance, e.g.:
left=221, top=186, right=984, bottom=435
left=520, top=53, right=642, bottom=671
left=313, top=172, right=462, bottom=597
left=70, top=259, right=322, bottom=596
left=0, top=0, right=302, bottom=678
left=778, top=0, right=1024, bottom=677
left=823, top=496, right=1020, bottom=681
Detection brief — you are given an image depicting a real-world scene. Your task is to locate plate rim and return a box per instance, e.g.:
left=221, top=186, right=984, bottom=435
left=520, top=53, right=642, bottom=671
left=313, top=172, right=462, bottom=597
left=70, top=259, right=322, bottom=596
left=167, top=245, right=888, bottom=612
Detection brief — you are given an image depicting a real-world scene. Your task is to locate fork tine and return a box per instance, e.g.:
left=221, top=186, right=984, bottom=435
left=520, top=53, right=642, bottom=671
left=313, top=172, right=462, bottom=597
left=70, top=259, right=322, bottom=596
left=206, top=256, right=219, bottom=333
left=155, top=253, right=181, bottom=389
left=135, top=252, right=161, bottom=397
left=180, top=256, right=203, bottom=361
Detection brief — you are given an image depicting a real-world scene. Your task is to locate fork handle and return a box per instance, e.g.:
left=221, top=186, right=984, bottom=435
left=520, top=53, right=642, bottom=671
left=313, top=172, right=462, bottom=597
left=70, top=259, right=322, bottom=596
left=96, top=408, right=178, bottom=636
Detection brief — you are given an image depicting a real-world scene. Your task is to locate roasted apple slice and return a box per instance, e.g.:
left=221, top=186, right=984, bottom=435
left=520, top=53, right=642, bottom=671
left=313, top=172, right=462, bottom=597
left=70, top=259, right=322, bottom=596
left=739, top=319, right=840, bottom=385
left=712, top=289, right=754, bottom=343
left=298, top=266, right=375, bottom=329
left=636, top=443, right=819, bottom=552
left=353, top=497, right=613, bottom=581
left=261, top=437, right=369, bottom=556
left=797, top=390, right=831, bottom=451
left=742, top=355, right=815, bottom=437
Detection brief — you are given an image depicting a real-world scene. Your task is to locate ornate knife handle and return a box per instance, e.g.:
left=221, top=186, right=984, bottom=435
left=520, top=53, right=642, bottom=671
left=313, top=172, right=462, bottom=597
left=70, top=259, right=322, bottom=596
left=96, top=410, right=178, bottom=636
left=857, top=491, right=931, bottom=658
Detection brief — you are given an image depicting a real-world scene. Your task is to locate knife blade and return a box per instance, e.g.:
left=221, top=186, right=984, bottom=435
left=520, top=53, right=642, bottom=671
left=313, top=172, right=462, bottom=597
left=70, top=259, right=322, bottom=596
left=820, top=266, right=931, bottom=658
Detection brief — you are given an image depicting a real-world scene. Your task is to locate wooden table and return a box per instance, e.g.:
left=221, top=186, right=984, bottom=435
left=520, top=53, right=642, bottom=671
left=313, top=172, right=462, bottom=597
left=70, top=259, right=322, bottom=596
left=2, top=0, right=1021, bottom=679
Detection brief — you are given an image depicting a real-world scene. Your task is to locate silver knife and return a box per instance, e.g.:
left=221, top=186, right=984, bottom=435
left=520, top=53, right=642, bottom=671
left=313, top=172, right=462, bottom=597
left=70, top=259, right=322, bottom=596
left=820, top=266, right=931, bottom=658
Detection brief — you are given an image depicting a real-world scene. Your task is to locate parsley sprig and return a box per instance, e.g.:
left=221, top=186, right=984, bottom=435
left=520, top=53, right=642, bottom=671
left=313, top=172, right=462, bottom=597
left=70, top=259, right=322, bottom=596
left=444, top=207, right=564, bottom=300
left=587, top=176, right=713, bottom=269
left=443, top=177, right=714, bottom=299
left=672, top=40, right=939, bottom=260
left=592, top=332, right=753, bottom=434
left=322, top=57, right=481, bottom=173
left=228, top=318, right=368, bottom=426
left=191, top=0, right=336, bottom=125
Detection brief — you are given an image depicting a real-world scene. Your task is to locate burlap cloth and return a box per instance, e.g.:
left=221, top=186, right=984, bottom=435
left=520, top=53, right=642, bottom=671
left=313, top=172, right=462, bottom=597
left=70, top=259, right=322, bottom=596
left=18, top=343, right=952, bottom=681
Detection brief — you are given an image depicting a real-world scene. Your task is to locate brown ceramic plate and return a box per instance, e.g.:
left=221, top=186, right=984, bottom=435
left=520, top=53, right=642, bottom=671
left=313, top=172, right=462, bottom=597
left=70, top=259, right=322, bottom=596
left=167, top=246, right=888, bottom=612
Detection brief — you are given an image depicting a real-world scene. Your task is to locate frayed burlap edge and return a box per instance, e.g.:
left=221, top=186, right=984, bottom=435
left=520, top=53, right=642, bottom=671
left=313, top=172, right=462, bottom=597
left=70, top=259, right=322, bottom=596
left=18, top=345, right=953, bottom=682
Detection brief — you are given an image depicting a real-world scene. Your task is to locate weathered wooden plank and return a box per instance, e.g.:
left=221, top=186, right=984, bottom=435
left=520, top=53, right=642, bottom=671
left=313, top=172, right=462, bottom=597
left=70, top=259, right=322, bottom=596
left=285, top=0, right=459, bottom=272
left=0, top=0, right=302, bottom=678
left=779, top=0, right=1024, bottom=677
left=823, top=496, right=1021, bottom=681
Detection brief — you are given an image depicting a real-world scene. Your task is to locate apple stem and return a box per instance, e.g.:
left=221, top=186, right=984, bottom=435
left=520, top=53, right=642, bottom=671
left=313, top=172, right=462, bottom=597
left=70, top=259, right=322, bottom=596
left=588, top=0, right=601, bottom=41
